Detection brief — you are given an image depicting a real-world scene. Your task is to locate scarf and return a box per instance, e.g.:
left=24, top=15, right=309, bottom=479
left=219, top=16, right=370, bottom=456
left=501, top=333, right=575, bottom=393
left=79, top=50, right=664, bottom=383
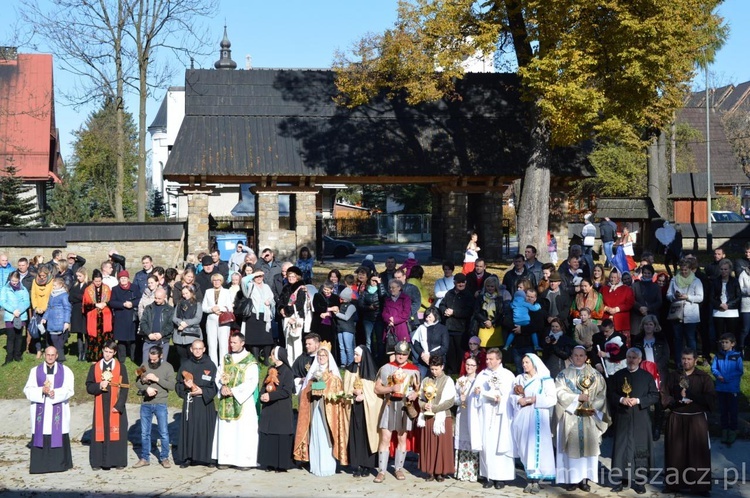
left=50, top=287, right=66, bottom=298
left=675, top=271, right=696, bottom=289
left=119, top=281, right=131, bottom=291
left=33, top=363, right=65, bottom=448
left=417, top=374, right=456, bottom=435
left=93, top=360, right=121, bottom=442
left=482, top=292, right=498, bottom=319
left=10, top=281, right=21, bottom=291
left=576, top=289, right=600, bottom=314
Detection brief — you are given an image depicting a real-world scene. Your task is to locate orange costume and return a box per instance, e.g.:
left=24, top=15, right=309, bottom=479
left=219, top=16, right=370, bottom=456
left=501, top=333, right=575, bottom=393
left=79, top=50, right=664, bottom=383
left=82, top=283, right=112, bottom=362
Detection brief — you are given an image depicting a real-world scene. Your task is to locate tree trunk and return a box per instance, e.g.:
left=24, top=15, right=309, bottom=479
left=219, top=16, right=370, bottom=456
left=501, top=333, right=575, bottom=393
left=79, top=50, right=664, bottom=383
left=516, top=118, right=551, bottom=262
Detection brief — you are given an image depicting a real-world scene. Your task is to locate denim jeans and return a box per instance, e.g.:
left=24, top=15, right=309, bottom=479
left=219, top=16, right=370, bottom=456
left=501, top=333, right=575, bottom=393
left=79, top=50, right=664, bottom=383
left=741, top=312, right=750, bottom=354
left=603, top=241, right=614, bottom=268
left=140, top=403, right=170, bottom=461
left=338, top=331, right=355, bottom=367
left=363, top=319, right=384, bottom=362
left=672, top=322, right=697, bottom=364
left=717, top=391, right=739, bottom=430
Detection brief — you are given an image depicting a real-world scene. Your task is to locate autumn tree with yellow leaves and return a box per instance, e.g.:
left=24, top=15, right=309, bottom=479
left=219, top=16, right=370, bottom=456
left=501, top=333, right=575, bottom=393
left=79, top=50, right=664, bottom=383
left=334, top=0, right=726, bottom=256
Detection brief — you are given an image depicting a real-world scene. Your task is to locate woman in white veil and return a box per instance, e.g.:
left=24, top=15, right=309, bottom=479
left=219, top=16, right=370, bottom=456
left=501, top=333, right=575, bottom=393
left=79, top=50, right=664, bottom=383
left=509, top=353, right=557, bottom=493
left=293, top=342, right=347, bottom=476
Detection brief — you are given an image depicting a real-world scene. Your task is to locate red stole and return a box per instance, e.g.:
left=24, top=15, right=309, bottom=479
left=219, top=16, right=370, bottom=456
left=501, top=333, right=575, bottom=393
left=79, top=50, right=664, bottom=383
left=84, top=284, right=112, bottom=337
left=93, top=360, right=121, bottom=442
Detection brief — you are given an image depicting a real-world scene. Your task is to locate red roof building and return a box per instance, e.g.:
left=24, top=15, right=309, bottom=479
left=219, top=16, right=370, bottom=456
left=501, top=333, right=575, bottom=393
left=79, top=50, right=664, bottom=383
left=0, top=47, right=63, bottom=211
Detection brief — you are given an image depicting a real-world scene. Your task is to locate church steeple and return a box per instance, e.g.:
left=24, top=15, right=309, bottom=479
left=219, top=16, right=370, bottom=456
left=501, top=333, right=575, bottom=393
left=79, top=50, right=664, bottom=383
left=214, top=26, right=237, bottom=70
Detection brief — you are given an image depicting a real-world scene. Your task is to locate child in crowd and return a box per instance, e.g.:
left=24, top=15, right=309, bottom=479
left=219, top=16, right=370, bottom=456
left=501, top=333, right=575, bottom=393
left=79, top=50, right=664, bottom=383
left=296, top=246, right=314, bottom=285
left=574, top=307, right=599, bottom=353
left=711, top=333, right=743, bottom=446
left=504, top=290, right=541, bottom=351
left=547, top=232, right=558, bottom=266
left=460, top=335, right=486, bottom=376
left=543, top=318, right=574, bottom=378
left=334, top=288, right=358, bottom=368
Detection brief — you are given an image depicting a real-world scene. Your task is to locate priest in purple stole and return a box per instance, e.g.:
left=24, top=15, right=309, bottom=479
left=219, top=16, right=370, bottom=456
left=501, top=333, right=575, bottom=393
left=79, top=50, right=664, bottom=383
left=23, top=346, right=75, bottom=473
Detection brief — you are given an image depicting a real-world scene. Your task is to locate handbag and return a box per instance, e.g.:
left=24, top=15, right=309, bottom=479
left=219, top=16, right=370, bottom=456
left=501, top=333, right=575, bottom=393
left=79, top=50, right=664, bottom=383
left=219, top=311, right=236, bottom=326
left=385, top=325, right=399, bottom=354
left=28, top=315, right=41, bottom=339
left=667, top=300, right=685, bottom=321
left=235, top=296, right=254, bottom=317
left=285, top=312, right=304, bottom=339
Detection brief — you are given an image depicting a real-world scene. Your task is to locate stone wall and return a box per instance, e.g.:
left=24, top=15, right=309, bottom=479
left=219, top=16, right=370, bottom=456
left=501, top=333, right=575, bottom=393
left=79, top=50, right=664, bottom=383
left=0, top=222, right=186, bottom=270
left=1, top=241, right=185, bottom=271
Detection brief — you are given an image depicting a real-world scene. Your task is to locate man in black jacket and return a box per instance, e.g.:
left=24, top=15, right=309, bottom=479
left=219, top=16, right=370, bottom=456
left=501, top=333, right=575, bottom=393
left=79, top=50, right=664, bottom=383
left=139, top=288, right=174, bottom=362
left=438, top=273, right=474, bottom=374
left=465, top=259, right=496, bottom=297
left=540, top=272, right=572, bottom=330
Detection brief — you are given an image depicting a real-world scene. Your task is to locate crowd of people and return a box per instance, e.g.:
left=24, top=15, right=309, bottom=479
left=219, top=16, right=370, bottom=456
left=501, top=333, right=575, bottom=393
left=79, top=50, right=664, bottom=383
left=4, top=223, right=743, bottom=493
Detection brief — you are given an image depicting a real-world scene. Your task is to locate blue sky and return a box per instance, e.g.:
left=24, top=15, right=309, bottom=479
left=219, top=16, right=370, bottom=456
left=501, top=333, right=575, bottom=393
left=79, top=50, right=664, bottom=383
left=2, top=0, right=748, bottom=161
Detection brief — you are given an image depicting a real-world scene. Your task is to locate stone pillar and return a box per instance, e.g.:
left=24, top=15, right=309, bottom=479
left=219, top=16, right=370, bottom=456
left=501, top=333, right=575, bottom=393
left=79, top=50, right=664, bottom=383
left=436, top=191, right=468, bottom=264
left=295, top=191, right=318, bottom=255
left=183, top=187, right=213, bottom=257
left=480, top=191, right=504, bottom=261
left=256, top=191, right=280, bottom=253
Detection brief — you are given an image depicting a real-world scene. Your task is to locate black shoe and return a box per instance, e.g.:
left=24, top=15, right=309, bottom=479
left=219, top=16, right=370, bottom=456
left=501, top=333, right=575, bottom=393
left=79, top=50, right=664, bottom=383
left=578, top=480, right=591, bottom=492
left=632, top=484, right=646, bottom=494
left=495, top=481, right=505, bottom=489
left=565, top=484, right=578, bottom=491
left=179, top=460, right=191, bottom=469
left=612, top=484, right=625, bottom=493
left=483, top=480, right=494, bottom=489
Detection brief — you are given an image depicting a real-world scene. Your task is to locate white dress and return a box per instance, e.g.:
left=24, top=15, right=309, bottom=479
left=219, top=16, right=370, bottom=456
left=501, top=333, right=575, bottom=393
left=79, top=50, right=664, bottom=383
left=509, top=356, right=556, bottom=481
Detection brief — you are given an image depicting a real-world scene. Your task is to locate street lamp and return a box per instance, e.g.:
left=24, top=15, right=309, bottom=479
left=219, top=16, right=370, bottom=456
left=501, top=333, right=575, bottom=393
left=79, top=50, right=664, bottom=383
left=705, top=54, right=712, bottom=253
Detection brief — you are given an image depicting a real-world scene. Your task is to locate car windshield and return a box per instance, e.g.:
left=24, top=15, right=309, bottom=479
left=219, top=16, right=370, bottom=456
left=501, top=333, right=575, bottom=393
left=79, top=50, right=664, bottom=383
left=713, top=211, right=744, bottom=222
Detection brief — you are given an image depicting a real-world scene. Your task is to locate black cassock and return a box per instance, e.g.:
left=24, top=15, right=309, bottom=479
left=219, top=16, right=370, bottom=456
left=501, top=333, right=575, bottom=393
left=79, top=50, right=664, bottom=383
left=258, top=363, right=295, bottom=470
left=176, top=354, right=218, bottom=465
left=85, top=364, right=129, bottom=469
left=608, top=367, right=660, bottom=484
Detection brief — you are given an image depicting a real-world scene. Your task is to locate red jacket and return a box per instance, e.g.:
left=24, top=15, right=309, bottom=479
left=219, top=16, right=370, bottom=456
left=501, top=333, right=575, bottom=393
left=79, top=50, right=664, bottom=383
left=601, top=284, right=635, bottom=332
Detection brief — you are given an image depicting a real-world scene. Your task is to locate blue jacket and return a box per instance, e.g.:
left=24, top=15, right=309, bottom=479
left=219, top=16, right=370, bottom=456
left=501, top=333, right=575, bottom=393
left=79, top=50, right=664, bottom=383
left=42, top=289, right=72, bottom=333
left=0, top=263, right=15, bottom=286
left=712, top=349, right=744, bottom=393
left=0, top=283, right=31, bottom=322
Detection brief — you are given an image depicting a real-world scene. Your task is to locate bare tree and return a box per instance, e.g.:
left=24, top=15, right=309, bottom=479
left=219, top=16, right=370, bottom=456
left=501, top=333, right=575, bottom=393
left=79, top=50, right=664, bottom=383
left=124, top=0, right=218, bottom=221
left=20, top=0, right=217, bottom=222
left=22, top=0, right=131, bottom=221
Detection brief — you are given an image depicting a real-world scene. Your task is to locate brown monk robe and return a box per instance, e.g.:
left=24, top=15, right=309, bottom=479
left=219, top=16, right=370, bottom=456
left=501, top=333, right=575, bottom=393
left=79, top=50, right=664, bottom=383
left=661, top=349, right=716, bottom=495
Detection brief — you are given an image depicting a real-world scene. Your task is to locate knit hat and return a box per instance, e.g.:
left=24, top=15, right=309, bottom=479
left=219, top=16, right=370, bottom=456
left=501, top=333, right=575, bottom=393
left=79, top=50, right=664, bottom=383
left=117, top=270, right=129, bottom=279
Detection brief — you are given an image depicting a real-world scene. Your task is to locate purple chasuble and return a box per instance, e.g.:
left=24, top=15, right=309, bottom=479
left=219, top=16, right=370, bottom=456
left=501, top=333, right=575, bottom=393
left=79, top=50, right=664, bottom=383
left=34, top=363, right=65, bottom=448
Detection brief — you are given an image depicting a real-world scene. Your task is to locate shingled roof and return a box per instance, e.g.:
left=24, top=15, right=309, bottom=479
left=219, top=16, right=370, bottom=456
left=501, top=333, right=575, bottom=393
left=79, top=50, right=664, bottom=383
left=163, top=68, right=591, bottom=183
left=675, top=106, right=749, bottom=186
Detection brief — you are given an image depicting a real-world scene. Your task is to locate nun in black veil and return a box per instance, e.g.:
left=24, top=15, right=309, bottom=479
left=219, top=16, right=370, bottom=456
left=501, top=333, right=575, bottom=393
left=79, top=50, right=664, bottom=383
left=258, top=346, right=295, bottom=472
left=343, top=345, right=383, bottom=477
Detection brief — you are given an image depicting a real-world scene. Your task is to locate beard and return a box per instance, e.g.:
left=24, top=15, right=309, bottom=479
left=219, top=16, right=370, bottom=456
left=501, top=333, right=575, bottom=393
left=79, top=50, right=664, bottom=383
left=149, top=360, right=161, bottom=369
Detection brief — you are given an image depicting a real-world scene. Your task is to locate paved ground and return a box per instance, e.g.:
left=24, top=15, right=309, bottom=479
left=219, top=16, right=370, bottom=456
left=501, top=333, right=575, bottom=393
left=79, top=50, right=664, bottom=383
left=0, top=399, right=748, bottom=497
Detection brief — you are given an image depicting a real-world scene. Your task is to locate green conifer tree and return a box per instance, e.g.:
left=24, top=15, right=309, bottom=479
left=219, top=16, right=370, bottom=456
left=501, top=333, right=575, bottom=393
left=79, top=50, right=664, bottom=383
left=0, top=160, right=40, bottom=226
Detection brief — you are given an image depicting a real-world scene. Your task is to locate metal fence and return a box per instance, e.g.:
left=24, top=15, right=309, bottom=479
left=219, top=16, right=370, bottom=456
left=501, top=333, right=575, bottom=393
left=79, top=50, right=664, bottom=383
left=323, top=214, right=432, bottom=243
